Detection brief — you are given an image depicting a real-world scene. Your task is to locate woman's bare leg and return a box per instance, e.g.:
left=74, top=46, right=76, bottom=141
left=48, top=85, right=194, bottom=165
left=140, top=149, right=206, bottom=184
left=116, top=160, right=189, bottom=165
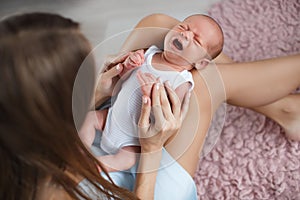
left=251, top=94, right=300, bottom=141
left=172, top=54, right=300, bottom=176
left=220, top=54, right=300, bottom=107
left=218, top=54, right=300, bottom=143
left=165, top=69, right=213, bottom=176
left=215, top=52, right=300, bottom=140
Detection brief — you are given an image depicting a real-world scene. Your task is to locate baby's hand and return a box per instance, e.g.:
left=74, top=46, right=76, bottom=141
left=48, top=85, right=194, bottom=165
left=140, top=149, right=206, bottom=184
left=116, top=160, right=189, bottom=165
left=136, top=70, right=159, bottom=97
left=120, top=49, right=145, bottom=76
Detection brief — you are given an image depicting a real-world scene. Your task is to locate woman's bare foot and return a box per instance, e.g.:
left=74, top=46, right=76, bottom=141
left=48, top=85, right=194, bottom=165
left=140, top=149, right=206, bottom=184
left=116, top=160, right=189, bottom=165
left=252, top=94, right=300, bottom=141
left=278, top=94, right=300, bottom=141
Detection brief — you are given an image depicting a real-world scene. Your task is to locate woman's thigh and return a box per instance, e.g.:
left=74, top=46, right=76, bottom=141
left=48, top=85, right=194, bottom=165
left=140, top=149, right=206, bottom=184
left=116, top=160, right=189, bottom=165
left=165, top=69, right=216, bottom=176
left=219, top=54, right=300, bottom=107
left=165, top=54, right=300, bottom=176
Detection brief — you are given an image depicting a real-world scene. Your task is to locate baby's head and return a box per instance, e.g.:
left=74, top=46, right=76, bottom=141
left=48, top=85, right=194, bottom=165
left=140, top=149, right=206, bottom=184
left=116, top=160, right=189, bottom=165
left=184, top=14, right=224, bottom=59
left=164, top=14, right=224, bottom=70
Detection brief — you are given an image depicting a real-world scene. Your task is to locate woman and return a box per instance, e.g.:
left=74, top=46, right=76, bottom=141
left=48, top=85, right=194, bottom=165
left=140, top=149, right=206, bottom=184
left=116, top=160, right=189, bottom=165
left=0, top=12, right=188, bottom=200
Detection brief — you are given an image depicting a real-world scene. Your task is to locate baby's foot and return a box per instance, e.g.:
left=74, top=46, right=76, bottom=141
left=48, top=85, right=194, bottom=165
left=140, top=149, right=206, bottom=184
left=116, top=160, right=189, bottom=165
left=119, top=49, right=144, bottom=77
left=124, top=49, right=145, bottom=70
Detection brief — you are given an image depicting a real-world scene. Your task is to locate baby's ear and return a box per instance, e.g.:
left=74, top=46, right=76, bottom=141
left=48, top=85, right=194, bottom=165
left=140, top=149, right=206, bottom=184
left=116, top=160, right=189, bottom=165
left=194, top=59, right=210, bottom=70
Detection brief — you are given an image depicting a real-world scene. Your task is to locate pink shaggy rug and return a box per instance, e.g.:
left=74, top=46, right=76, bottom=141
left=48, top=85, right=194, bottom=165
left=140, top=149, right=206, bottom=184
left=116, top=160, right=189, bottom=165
left=194, top=0, right=300, bottom=199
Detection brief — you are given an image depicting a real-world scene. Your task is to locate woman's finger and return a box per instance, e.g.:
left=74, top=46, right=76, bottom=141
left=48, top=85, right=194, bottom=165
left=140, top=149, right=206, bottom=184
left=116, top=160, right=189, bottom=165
left=151, top=82, right=161, bottom=107
left=159, top=83, right=173, bottom=120
left=111, top=52, right=130, bottom=64
left=103, top=63, right=123, bottom=79
left=105, top=52, right=130, bottom=68
left=151, top=83, right=165, bottom=131
left=138, top=95, right=151, bottom=131
left=164, top=81, right=181, bottom=118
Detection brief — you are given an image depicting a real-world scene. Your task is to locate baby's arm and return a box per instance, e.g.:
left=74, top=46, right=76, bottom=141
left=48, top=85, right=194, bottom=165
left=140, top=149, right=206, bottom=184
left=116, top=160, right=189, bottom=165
left=119, top=49, right=145, bottom=78
left=97, top=146, right=140, bottom=172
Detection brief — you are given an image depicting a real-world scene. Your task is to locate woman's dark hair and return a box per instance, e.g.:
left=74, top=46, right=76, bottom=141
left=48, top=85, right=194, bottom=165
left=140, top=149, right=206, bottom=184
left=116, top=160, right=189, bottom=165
left=0, top=12, right=137, bottom=200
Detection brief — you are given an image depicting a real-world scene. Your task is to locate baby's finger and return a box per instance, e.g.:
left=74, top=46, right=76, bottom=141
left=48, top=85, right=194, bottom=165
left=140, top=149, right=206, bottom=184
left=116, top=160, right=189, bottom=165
left=145, top=73, right=157, bottom=82
left=133, top=50, right=145, bottom=65
left=128, top=57, right=139, bottom=68
left=130, top=53, right=139, bottom=63
left=136, top=70, right=146, bottom=86
left=137, top=71, right=154, bottom=85
left=142, top=75, right=155, bottom=87
left=136, top=49, right=145, bottom=55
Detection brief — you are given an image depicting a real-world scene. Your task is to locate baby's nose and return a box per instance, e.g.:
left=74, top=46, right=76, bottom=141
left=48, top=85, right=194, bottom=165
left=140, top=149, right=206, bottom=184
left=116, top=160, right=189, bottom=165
left=186, top=30, right=194, bottom=39
left=180, top=31, right=193, bottom=40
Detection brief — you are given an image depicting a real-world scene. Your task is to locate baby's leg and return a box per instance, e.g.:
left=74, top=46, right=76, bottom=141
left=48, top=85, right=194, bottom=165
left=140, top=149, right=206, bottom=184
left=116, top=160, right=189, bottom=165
left=97, top=146, right=140, bottom=172
left=78, top=109, right=108, bottom=148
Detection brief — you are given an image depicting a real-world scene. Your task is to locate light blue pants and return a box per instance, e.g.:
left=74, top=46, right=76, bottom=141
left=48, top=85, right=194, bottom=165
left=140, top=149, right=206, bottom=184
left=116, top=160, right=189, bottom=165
left=92, top=130, right=197, bottom=200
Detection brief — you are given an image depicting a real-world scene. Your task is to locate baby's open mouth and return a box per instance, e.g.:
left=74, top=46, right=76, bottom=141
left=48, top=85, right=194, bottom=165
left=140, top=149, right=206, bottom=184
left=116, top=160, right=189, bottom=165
left=173, top=38, right=183, bottom=50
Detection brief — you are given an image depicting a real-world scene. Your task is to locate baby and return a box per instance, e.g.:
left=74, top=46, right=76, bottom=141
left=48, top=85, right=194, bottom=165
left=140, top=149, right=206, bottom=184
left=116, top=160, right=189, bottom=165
left=79, top=14, right=224, bottom=172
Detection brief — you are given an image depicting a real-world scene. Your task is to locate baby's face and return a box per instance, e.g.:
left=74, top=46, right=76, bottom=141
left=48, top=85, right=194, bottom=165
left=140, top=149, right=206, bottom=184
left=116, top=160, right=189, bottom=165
left=163, top=14, right=223, bottom=69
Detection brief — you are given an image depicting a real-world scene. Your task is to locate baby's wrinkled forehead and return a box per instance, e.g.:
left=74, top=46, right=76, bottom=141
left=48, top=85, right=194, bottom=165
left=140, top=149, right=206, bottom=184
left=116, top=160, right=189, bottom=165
left=185, top=15, right=221, bottom=37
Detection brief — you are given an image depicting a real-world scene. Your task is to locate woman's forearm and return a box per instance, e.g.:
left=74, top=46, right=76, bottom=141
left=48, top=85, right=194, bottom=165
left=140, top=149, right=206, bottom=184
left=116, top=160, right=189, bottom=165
left=134, top=149, right=162, bottom=199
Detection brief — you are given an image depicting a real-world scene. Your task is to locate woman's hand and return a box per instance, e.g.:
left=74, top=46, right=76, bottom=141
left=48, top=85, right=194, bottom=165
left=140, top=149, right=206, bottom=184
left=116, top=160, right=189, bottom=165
left=134, top=78, right=191, bottom=199
left=94, top=52, right=129, bottom=107
left=95, top=50, right=145, bottom=108
left=138, top=80, right=191, bottom=153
